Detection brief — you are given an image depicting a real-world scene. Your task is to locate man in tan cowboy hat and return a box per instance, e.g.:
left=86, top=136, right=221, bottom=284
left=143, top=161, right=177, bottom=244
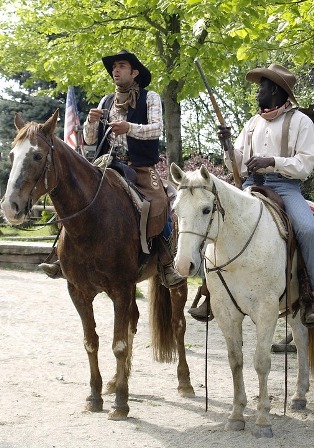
left=219, top=63, right=314, bottom=326
left=40, top=50, right=184, bottom=289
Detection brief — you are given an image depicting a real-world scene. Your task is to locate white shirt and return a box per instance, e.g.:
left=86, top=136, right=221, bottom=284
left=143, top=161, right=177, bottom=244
left=225, top=109, right=314, bottom=180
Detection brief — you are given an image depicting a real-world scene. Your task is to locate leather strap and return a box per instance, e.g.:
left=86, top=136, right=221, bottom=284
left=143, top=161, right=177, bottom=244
left=281, top=109, right=295, bottom=157
left=140, top=199, right=151, bottom=254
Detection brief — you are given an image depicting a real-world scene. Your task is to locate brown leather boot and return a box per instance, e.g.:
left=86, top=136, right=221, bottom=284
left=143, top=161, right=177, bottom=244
left=303, top=298, right=314, bottom=326
left=161, top=263, right=186, bottom=289
left=157, top=235, right=185, bottom=289
left=298, top=258, right=314, bottom=327
left=38, top=260, right=64, bottom=279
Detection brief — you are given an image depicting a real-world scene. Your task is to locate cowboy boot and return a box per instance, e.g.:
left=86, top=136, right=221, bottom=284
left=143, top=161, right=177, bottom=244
left=298, top=260, right=314, bottom=327
left=157, top=235, right=185, bottom=289
left=38, top=260, right=64, bottom=279
left=301, top=296, right=314, bottom=326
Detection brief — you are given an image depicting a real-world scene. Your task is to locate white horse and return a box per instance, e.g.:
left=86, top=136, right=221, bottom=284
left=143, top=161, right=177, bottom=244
left=171, top=163, right=314, bottom=438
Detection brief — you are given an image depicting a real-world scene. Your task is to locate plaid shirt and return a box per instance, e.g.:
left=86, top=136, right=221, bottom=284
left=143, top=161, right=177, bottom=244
left=83, top=90, right=163, bottom=151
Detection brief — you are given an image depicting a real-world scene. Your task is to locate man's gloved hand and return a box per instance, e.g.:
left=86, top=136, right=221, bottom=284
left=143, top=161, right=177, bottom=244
left=217, top=125, right=232, bottom=150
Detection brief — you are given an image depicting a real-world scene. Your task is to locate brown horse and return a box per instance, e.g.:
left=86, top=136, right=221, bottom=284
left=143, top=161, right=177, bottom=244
left=1, top=110, right=194, bottom=420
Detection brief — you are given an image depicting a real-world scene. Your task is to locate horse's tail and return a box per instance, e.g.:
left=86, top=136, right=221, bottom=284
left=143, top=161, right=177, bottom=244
left=148, top=274, right=177, bottom=363
left=308, top=327, right=314, bottom=377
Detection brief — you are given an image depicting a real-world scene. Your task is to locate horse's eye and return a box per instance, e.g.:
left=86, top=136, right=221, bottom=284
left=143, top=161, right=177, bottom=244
left=203, top=207, right=211, bottom=215
left=33, top=152, right=43, bottom=161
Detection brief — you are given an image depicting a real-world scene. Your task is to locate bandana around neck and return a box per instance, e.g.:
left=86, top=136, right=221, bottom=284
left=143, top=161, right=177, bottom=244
left=260, top=101, right=292, bottom=121
left=114, top=81, right=140, bottom=114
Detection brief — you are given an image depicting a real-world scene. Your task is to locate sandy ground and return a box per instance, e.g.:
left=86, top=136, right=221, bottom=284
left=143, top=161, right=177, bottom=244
left=0, top=268, right=314, bottom=448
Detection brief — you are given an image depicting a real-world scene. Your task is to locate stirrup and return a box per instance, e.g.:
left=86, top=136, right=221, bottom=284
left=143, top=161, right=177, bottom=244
left=188, top=285, right=213, bottom=322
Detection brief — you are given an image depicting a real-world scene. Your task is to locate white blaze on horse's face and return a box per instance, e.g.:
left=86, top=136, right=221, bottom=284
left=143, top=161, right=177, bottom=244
left=1, top=137, right=45, bottom=225
left=171, top=163, right=216, bottom=277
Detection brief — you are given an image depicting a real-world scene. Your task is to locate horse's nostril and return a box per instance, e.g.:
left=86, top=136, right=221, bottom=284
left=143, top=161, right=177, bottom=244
left=189, top=262, right=195, bottom=274
left=12, top=202, right=19, bottom=213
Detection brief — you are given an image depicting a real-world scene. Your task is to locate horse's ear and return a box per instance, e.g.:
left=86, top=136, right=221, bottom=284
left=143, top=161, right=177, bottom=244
left=42, top=109, right=59, bottom=136
left=14, top=113, right=25, bottom=130
left=200, top=164, right=211, bottom=181
left=170, top=163, right=185, bottom=185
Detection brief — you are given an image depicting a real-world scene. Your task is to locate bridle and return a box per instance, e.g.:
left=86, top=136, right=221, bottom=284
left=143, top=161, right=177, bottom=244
left=177, top=182, right=225, bottom=244
left=177, top=181, right=263, bottom=272
left=177, top=181, right=264, bottom=316
left=27, top=130, right=112, bottom=225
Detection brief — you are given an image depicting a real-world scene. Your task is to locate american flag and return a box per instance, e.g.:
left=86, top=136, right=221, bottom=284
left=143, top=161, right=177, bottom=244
left=64, top=86, right=83, bottom=150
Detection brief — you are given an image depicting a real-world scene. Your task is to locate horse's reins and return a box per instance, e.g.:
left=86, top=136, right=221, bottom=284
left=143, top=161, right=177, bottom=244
left=178, top=182, right=263, bottom=315
left=205, top=201, right=263, bottom=316
left=29, top=128, right=113, bottom=226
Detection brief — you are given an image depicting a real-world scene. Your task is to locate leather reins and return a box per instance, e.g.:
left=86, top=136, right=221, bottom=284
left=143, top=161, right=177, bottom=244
left=178, top=182, right=263, bottom=316
left=28, top=131, right=112, bottom=225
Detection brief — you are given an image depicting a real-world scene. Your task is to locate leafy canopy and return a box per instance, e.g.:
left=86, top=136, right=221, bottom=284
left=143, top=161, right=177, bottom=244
left=0, top=0, right=313, bottom=103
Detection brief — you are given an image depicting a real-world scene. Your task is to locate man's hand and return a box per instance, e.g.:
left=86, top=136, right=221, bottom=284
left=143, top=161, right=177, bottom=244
left=245, top=156, right=275, bottom=174
left=88, top=109, right=104, bottom=123
left=109, top=120, right=130, bottom=135
left=217, top=125, right=232, bottom=148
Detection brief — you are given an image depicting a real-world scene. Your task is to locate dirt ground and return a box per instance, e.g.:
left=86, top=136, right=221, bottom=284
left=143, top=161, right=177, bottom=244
left=0, top=268, right=314, bottom=448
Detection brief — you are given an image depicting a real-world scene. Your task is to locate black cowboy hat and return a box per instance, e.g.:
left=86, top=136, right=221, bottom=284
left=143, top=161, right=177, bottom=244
left=246, top=63, right=299, bottom=105
left=102, top=50, right=151, bottom=88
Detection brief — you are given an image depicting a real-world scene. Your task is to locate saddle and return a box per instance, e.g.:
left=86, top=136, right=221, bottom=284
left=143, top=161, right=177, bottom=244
left=250, top=185, right=314, bottom=325
left=250, top=185, right=297, bottom=315
left=100, top=163, right=177, bottom=257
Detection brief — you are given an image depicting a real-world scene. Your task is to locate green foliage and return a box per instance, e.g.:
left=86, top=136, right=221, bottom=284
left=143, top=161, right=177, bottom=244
left=1, top=0, right=312, bottom=100
left=0, top=0, right=313, bottom=186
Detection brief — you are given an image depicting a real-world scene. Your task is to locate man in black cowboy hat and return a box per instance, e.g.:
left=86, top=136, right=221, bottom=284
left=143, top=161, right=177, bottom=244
left=193, top=63, right=314, bottom=325
left=40, top=50, right=184, bottom=289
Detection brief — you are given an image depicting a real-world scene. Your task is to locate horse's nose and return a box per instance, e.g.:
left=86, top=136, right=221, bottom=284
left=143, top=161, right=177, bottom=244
left=12, top=201, right=20, bottom=213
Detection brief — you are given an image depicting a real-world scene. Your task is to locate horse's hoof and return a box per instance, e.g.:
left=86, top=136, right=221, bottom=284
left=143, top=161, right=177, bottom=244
left=291, top=399, right=307, bottom=410
left=224, top=419, right=245, bottom=431
left=85, top=396, right=103, bottom=412
left=252, top=424, right=273, bottom=438
left=108, top=406, right=129, bottom=420
left=178, top=386, right=195, bottom=398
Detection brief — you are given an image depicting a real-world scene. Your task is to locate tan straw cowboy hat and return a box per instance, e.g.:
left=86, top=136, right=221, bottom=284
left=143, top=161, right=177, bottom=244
left=246, top=63, right=299, bottom=105
left=102, top=49, right=151, bottom=88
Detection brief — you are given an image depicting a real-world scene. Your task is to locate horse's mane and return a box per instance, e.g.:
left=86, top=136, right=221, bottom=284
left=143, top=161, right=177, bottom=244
left=12, top=122, right=42, bottom=146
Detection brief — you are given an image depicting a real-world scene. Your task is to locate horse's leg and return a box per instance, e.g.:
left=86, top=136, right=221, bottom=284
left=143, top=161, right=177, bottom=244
left=67, top=283, right=103, bottom=412
left=106, top=288, right=139, bottom=395
left=251, top=312, right=278, bottom=438
left=288, top=313, right=309, bottom=410
left=170, top=282, right=195, bottom=397
left=216, top=312, right=247, bottom=432
left=107, top=285, right=135, bottom=421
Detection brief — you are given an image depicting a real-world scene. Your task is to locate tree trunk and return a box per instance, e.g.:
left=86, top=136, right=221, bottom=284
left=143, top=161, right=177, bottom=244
left=163, top=80, right=184, bottom=178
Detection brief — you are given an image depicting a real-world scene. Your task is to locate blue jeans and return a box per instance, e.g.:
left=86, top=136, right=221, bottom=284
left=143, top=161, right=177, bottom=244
left=244, top=174, right=314, bottom=290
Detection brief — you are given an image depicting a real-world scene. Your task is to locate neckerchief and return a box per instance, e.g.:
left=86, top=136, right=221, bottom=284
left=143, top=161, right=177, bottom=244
left=114, top=81, right=140, bottom=114
left=260, top=101, right=292, bottom=121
